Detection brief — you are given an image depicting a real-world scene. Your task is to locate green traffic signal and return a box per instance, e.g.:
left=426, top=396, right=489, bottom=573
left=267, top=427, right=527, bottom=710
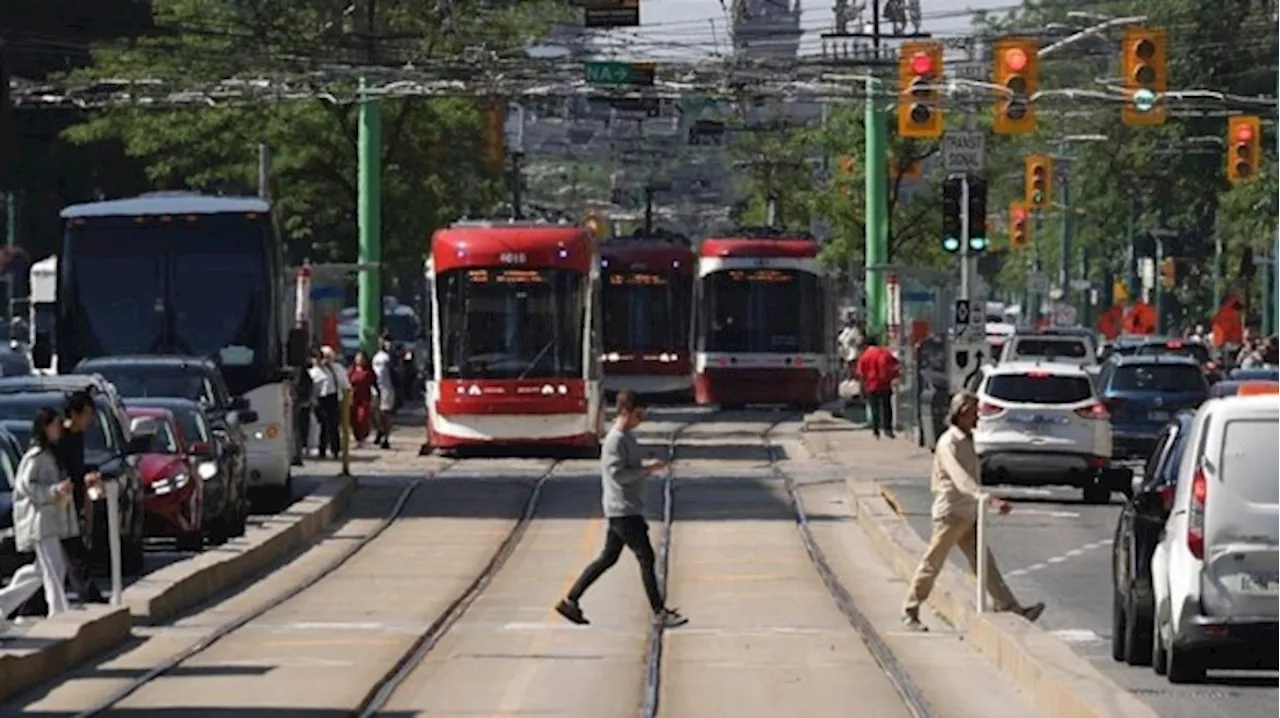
left=969, top=236, right=988, bottom=251
left=943, top=236, right=961, bottom=253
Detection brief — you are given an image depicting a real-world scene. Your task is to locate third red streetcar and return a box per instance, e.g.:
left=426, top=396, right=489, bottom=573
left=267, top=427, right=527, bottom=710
left=599, top=230, right=696, bottom=400
left=694, top=227, right=840, bottom=409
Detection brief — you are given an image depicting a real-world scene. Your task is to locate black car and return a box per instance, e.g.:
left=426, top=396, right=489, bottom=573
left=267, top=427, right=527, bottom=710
left=1227, top=365, right=1279, bottom=382
left=0, top=375, right=151, bottom=574
left=124, top=397, right=249, bottom=541
left=1111, top=410, right=1196, bottom=666
left=0, top=426, right=27, bottom=579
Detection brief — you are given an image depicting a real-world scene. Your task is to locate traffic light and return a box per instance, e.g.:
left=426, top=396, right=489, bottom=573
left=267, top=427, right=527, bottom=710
left=1160, top=257, right=1176, bottom=289
left=1121, top=27, right=1167, bottom=126
left=484, top=105, right=506, bottom=173
left=967, top=176, right=988, bottom=252
left=897, top=41, right=944, bottom=139
left=1024, top=155, right=1052, bottom=208
left=1227, top=115, right=1261, bottom=184
left=942, top=176, right=962, bottom=253
left=993, top=37, right=1038, bottom=135
left=1009, top=202, right=1031, bottom=249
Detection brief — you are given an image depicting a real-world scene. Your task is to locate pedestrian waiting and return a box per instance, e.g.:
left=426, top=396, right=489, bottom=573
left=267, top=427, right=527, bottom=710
left=0, top=408, right=79, bottom=625
left=901, top=392, right=1045, bottom=631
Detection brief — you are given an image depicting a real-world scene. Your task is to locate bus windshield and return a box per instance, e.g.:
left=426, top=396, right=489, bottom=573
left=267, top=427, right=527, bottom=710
left=602, top=270, right=692, bottom=352
left=62, top=214, right=275, bottom=376
left=438, top=267, right=586, bottom=380
left=699, top=268, right=825, bottom=353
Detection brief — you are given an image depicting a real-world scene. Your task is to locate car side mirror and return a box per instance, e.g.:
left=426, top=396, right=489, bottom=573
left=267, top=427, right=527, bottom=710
left=31, top=338, right=52, bottom=370
left=187, top=441, right=214, bottom=457
left=124, top=435, right=151, bottom=456
left=235, top=409, right=259, bottom=424
left=230, top=396, right=251, bottom=411
left=287, top=328, right=309, bottom=367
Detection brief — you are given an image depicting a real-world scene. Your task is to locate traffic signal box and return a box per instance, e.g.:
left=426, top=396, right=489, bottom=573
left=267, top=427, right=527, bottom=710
left=1121, top=27, right=1168, bottom=127
left=1009, top=201, right=1031, bottom=249
left=1227, top=115, right=1261, bottom=185
left=967, top=176, right=988, bottom=252
left=993, top=38, right=1038, bottom=135
left=1160, top=257, right=1176, bottom=289
left=942, top=176, right=962, bottom=253
left=1024, top=155, right=1052, bottom=208
left=897, top=41, right=944, bottom=139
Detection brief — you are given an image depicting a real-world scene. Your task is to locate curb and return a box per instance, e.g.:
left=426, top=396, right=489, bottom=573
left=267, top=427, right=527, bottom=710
left=0, top=475, right=357, bottom=702
left=847, top=478, right=1159, bottom=718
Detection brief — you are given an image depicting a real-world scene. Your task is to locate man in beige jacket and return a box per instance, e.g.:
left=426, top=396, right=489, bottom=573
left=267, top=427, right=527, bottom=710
left=902, top=391, right=1045, bottom=631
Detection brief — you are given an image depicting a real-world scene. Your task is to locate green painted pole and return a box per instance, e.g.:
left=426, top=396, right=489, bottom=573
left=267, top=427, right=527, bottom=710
left=864, top=77, right=888, bottom=338
left=357, top=78, right=382, bottom=355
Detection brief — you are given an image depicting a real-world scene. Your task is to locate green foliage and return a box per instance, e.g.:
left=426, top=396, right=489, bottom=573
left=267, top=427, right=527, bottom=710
left=58, top=0, right=574, bottom=269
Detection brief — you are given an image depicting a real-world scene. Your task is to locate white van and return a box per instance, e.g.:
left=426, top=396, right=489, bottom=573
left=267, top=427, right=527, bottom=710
left=1150, top=394, right=1279, bottom=682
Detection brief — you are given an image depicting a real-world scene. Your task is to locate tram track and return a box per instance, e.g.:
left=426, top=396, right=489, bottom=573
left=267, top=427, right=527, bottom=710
left=763, top=425, right=937, bottom=718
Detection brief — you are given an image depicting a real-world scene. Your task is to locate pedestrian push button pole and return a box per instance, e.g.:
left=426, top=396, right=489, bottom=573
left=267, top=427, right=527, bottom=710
left=976, top=492, right=989, bottom=613
left=340, top=389, right=353, bottom=477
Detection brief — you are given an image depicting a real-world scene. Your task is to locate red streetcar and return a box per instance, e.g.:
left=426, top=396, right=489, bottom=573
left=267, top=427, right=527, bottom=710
left=423, top=221, right=604, bottom=454
left=599, top=230, right=696, bottom=400
left=694, top=228, right=840, bottom=409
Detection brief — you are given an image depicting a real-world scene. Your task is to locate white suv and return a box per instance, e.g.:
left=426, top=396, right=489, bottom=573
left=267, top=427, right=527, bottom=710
left=998, top=330, right=1098, bottom=368
left=1150, top=394, right=1278, bottom=683
left=973, top=361, right=1127, bottom=503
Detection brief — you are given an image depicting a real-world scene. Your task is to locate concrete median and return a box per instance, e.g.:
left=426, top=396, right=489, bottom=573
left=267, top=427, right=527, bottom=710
left=0, top=474, right=357, bottom=702
left=848, top=478, right=1160, bottom=718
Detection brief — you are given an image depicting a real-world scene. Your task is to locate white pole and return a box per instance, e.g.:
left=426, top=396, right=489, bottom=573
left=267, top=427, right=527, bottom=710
left=976, top=492, right=988, bottom=613
left=104, top=480, right=123, bottom=605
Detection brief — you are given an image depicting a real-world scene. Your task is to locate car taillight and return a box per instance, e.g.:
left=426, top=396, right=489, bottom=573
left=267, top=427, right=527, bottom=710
left=1166, top=340, right=1184, bottom=349
left=1188, top=468, right=1207, bottom=559
left=978, top=402, right=1006, bottom=417
left=1075, top=402, right=1109, bottom=420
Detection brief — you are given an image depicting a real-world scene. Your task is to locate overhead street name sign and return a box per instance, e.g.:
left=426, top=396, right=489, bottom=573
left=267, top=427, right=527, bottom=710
left=585, top=61, right=654, bottom=86
left=943, top=131, right=985, bottom=172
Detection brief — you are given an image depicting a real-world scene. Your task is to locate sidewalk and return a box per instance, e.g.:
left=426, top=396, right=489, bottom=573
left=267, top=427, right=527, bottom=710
left=801, top=420, right=935, bottom=482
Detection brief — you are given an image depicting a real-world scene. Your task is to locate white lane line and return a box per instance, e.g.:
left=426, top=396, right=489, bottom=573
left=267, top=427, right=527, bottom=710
left=1008, top=537, right=1117, bottom=578
left=1047, top=556, right=1067, bottom=564
left=1051, top=629, right=1104, bottom=643
left=1065, top=548, right=1084, bottom=557
left=1013, top=509, right=1081, bottom=518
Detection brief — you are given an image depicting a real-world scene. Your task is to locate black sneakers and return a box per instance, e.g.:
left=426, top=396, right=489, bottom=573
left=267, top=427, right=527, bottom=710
left=555, top=598, right=589, bottom=625
left=1018, top=602, right=1046, bottom=623
left=657, top=607, right=688, bottom=628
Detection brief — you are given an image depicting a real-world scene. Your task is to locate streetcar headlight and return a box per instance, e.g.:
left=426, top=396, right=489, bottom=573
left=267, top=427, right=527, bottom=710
left=606, top=352, right=620, bottom=362
left=557, top=385, right=568, bottom=395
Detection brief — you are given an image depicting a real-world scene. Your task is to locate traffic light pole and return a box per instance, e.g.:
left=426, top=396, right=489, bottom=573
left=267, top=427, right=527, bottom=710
left=865, top=76, right=888, bottom=338
left=357, top=78, right=383, bottom=355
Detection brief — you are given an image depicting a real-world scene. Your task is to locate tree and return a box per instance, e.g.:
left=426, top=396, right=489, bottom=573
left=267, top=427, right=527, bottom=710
left=59, top=0, right=574, bottom=282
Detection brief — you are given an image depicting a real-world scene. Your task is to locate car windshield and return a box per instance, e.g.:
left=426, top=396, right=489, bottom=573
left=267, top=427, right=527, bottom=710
left=128, top=403, right=210, bottom=444
left=1012, top=339, right=1088, bottom=360
left=87, top=367, right=214, bottom=404
left=1135, top=342, right=1210, bottom=364
left=985, top=373, right=1093, bottom=404
left=144, top=419, right=180, bottom=454
left=1112, top=364, right=1206, bottom=392
left=0, top=397, right=115, bottom=455
left=1219, top=419, right=1279, bottom=504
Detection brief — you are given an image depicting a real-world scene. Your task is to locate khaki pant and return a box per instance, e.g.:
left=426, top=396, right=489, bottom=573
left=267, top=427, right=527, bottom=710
left=904, top=514, right=1019, bottom=614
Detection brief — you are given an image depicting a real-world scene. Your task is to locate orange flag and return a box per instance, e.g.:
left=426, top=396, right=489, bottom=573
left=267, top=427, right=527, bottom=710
left=1210, top=293, right=1244, bottom=347
left=1096, top=304, right=1124, bottom=340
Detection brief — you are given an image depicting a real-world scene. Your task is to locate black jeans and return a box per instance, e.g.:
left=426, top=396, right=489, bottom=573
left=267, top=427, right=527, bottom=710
left=62, top=535, right=103, bottom=602
left=567, top=515, right=663, bottom=613
left=868, top=390, right=895, bottom=437
left=315, top=394, right=340, bottom=457
left=293, top=403, right=312, bottom=462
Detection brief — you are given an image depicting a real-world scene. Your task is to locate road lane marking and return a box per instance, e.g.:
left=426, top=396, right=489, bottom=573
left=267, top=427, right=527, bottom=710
left=1051, top=629, right=1103, bottom=643
left=1005, top=538, right=1115, bottom=577
left=1012, top=509, right=1081, bottom=518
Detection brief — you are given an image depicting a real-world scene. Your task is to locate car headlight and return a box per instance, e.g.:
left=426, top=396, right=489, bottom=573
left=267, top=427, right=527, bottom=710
left=173, top=473, right=190, bottom=489
left=197, top=461, right=219, bottom=481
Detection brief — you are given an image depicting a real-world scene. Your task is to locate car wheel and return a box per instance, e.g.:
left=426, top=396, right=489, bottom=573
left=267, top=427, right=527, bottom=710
left=1166, top=643, right=1206, bottom=684
left=176, top=531, right=203, bottom=552
left=1124, top=592, right=1153, bottom=666
left=1111, top=592, right=1128, bottom=662
left=1152, top=615, right=1169, bottom=675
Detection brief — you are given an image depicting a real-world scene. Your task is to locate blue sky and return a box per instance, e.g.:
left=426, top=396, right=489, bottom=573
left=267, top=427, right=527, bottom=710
left=626, top=0, right=1019, bottom=55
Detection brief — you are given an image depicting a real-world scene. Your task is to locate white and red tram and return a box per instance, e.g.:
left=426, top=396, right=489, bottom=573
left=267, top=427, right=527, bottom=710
left=694, top=228, right=840, bottom=409
left=424, top=221, right=604, bottom=452
left=599, top=231, right=696, bottom=399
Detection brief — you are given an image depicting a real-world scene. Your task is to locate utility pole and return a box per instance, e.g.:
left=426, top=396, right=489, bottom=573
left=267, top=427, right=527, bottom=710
left=357, top=77, right=382, bottom=354
left=1126, top=193, right=1139, bottom=304
left=509, top=152, right=523, bottom=218
left=1058, top=157, right=1073, bottom=307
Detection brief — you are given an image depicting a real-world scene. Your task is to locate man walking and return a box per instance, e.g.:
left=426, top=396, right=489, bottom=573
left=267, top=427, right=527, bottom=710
left=854, top=336, right=900, bottom=439
left=55, top=391, right=107, bottom=605
left=371, top=335, right=395, bottom=450
left=902, top=392, right=1043, bottom=631
left=556, top=390, right=687, bottom=628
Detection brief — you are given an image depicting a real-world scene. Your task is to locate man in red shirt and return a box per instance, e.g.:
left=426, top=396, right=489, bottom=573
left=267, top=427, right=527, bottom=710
left=855, top=336, right=901, bottom=439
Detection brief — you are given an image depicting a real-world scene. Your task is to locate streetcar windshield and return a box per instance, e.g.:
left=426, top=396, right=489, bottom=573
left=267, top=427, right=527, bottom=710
left=700, top=268, right=825, bottom=353
left=602, top=270, right=692, bottom=352
left=437, top=267, right=587, bottom=379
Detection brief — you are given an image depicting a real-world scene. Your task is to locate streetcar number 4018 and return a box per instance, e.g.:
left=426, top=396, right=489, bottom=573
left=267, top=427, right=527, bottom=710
left=500, top=252, right=527, bottom=263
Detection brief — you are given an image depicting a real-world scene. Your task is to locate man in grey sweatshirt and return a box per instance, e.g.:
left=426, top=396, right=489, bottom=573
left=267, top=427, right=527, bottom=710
left=556, top=390, right=687, bottom=628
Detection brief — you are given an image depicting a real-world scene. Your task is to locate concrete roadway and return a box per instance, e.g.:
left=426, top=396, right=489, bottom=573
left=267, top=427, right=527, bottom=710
left=882, top=459, right=1279, bottom=718
left=5, top=411, right=1039, bottom=717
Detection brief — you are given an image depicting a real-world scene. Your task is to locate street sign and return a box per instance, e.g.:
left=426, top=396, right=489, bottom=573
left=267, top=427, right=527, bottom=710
left=949, top=338, right=988, bottom=393
left=943, top=131, right=985, bottom=172
left=585, top=61, right=653, bottom=86
left=579, top=0, right=640, bottom=27
left=1069, top=278, right=1092, bottom=291
left=953, top=298, right=972, bottom=337
left=1027, top=271, right=1049, bottom=294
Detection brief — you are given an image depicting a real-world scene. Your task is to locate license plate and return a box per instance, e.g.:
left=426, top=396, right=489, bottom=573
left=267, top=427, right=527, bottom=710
left=1149, top=410, right=1170, bottom=421
left=1242, top=571, right=1279, bottom=593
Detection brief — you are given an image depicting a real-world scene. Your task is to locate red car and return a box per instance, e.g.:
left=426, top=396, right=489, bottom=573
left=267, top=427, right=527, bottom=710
left=126, top=407, right=204, bottom=551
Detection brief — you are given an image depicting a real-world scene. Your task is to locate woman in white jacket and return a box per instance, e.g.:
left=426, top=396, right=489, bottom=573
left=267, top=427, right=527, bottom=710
left=0, top=408, right=77, bottom=621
